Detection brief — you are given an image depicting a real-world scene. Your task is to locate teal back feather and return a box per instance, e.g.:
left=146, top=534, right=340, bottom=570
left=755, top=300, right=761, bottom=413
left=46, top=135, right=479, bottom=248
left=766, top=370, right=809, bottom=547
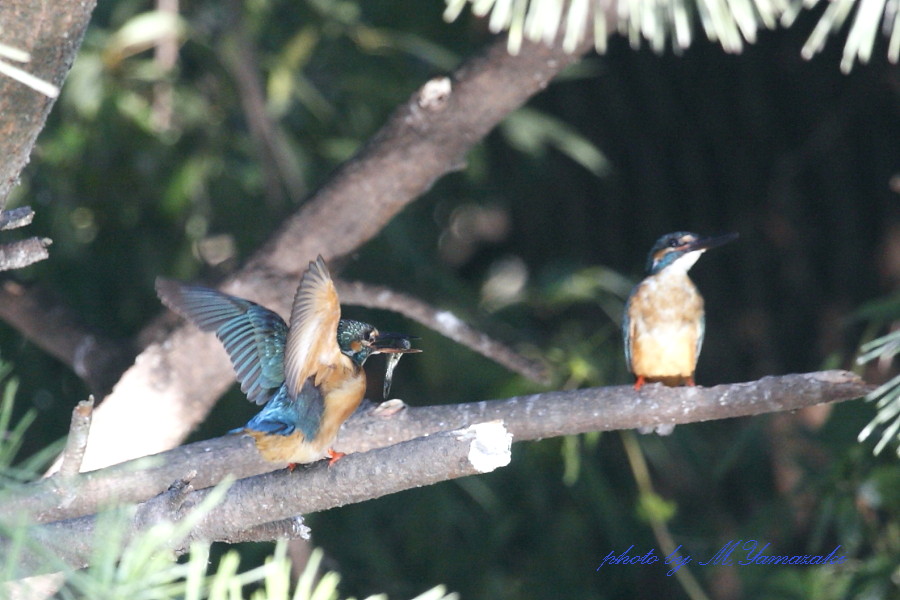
left=242, top=381, right=324, bottom=440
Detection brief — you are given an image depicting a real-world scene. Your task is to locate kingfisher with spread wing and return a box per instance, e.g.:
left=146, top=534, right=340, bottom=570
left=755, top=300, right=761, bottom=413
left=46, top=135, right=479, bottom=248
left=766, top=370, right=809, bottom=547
left=156, top=256, right=419, bottom=466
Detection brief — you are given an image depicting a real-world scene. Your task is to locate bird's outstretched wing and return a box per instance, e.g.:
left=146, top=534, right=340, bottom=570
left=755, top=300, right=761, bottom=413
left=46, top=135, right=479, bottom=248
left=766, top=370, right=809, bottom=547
left=283, top=256, right=343, bottom=398
left=156, top=278, right=288, bottom=405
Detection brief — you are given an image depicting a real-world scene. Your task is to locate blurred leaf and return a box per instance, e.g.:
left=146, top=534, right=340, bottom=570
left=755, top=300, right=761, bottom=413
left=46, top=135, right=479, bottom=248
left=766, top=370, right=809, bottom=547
left=104, top=10, right=188, bottom=68
left=636, top=490, right=678, bottom=523
left=0, top=373, right=33, bottom=473
left=500, top=107, right=611, bottom=177
left=268, top=27, right=333, bottom=120
left=857, top=329, right=900, bottom=455
left=852, top=293, right=900, bottom=324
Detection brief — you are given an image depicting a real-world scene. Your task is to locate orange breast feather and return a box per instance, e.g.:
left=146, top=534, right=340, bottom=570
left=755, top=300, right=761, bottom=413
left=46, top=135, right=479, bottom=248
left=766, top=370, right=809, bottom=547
left=627, top=275, right=704, bottom=381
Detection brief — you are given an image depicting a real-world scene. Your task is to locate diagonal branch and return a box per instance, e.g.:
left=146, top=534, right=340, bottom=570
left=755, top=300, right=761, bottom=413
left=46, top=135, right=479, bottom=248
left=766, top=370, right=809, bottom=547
left=336, top=280, right=548, bottom=383
left=1, top=371, right=868, bottom=526
left=0, top=282, right=137, bottom=395
left=0, top=1, right=98, bottom=209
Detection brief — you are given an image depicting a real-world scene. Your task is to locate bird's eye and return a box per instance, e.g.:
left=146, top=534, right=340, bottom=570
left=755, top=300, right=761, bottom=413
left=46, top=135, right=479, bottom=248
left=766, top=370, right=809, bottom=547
left=668, top=238, right=680, bottom=247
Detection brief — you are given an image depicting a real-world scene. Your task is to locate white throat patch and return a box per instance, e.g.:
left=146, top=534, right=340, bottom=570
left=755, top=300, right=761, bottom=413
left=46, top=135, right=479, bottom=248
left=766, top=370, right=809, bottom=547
left=663, top=250, right=704, bottom=275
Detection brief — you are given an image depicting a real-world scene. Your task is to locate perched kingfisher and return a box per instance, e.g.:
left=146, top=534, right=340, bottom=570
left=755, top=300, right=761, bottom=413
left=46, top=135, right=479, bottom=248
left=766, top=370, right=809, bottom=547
left=156, top=256, right=419, bottom=466
left=623, top=231, right=738, bottom=391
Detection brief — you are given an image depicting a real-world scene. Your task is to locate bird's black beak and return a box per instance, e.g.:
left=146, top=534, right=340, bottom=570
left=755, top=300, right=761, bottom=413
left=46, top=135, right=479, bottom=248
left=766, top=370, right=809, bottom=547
left=687, top=232, right=739, bottom=253
left=371, top=332, right=421, bottom=354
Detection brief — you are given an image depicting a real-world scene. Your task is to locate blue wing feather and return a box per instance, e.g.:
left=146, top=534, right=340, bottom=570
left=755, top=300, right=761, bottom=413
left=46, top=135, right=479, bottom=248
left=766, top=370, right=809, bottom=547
left=156, top=279, right=288, bottom=405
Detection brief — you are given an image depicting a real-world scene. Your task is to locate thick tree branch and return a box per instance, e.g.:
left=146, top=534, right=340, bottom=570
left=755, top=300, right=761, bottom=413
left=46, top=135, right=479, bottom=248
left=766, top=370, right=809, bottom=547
left=0, top=371, right=868, bottom=526
left=0, top=282, right=136, bottom=394
left=0, top=1, right=98, bottom=208
left=5, top=422, right=512, bottom=578
left=72, top=34, right=594, bottom=472
left=0, top=0, right=98, bottom=274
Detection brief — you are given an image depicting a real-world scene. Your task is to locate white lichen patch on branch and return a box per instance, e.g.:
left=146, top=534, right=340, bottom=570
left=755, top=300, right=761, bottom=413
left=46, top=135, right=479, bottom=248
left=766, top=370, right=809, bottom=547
left=454, top=420, right=512, bottom=473
left=418, top=76, right=452, bottom=110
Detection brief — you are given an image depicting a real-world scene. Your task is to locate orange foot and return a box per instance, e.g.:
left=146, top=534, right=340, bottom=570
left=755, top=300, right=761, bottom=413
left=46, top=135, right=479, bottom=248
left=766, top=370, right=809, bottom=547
left=287, top=463, right=298, bottom=472
left=686, top=376, right=696, bottom=386
left=327, top=448, right=345, bottom=466
left=633, top=375, right=646, bottom=391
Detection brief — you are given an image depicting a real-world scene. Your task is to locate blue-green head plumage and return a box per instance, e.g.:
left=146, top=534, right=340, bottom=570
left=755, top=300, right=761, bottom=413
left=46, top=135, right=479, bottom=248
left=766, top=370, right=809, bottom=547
left=646, top=231, right=739, bottom=275
left=337, top=319, right=379, bottom=366
left=337, top=319, right=418, bottom=367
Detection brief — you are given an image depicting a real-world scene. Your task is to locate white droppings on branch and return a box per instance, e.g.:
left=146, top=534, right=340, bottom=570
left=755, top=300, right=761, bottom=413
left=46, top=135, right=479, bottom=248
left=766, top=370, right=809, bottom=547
left=455, top=420, right=512, bottom=473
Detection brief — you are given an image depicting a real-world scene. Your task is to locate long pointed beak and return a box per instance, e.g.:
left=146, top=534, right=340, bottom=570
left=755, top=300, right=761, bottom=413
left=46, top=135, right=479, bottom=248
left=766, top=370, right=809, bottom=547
left=372, top=332, right=421, bottom=354
left=687, top=232, right=739, bottom=253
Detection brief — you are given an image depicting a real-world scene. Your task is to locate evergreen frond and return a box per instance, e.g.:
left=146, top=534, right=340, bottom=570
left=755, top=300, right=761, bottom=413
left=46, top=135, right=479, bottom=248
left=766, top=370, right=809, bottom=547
left=858, top=333, right=900, bottom=456
left=443, top=0, right=899, bottom=70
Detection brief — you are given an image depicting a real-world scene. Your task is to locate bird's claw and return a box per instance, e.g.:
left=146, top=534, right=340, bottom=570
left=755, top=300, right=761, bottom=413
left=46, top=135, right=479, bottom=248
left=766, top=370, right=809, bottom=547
left=327, top=448, right=345, bottom=466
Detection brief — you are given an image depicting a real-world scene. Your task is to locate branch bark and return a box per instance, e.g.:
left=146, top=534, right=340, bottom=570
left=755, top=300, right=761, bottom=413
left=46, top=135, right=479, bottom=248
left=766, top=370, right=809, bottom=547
left=71, top=34, right=594, bottom=472
left=0, top=1, right=98, bottom=208
left=0, top=237, right=51, bottom=271
left=336, top=280, right=548, bottom=383
left=0, top=371, right=868, bottom=527
left=5, top=422, right=512, bottom=578
left=57, top=398, right=94, bottom=479
left=0, top=207, right=35, bottom=230
left=0, top=282, right=136, bottom=394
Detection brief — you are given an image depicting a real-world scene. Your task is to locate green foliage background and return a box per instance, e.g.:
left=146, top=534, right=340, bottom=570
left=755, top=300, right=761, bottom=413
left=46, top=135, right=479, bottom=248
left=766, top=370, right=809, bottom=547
left=2, top=0, right=900, bottom=598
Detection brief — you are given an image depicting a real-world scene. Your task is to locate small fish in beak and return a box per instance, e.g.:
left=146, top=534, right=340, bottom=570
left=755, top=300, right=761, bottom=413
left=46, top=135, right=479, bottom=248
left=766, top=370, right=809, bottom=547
left=372, top=332, right=420, bottom=398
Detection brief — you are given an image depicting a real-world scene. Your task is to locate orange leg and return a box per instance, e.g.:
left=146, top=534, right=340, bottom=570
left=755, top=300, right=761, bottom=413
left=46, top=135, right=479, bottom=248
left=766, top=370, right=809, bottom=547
left=633, top=375, right=646, bottom=391
left=287, top=463, right=297, bottom=472
left=685, top=376, right=696, bottom=387
left=327, top=448, right=345, bottom=466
